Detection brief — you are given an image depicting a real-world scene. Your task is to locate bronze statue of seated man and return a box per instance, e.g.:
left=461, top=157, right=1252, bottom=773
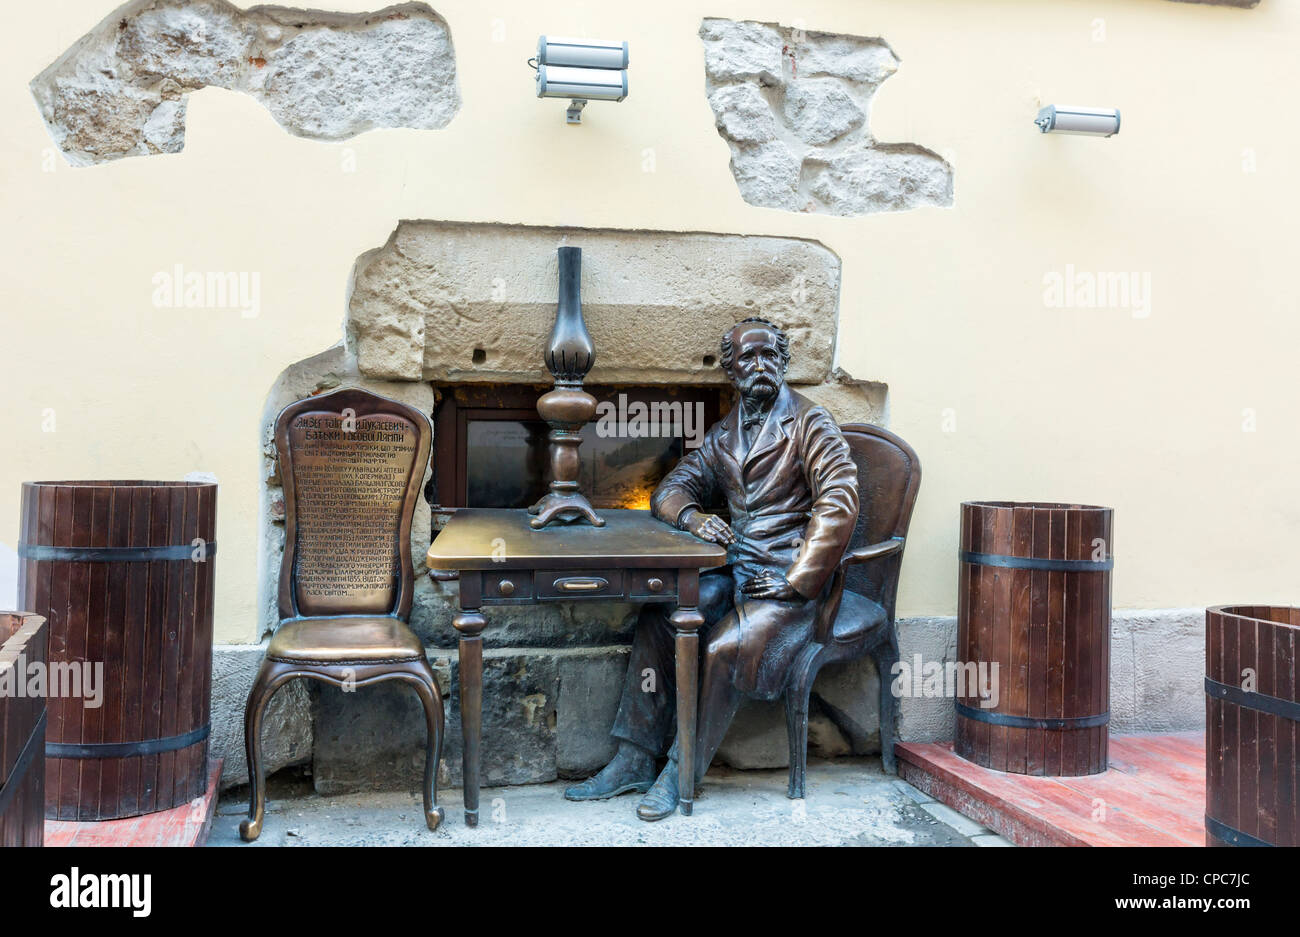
left=564, top=317, right=860, bottom=820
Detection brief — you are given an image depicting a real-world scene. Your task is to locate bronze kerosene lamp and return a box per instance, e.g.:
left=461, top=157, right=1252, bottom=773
left=528, top=246, right=605, bottom=529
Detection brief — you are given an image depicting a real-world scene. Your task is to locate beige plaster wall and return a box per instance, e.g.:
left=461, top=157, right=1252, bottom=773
left=2, top=0, right=1296, bottom=642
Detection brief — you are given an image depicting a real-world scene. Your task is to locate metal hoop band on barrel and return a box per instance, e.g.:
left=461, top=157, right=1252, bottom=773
left=955, top=702, right=1110, bottom=730
left=1204, top=676, right=1300, bottom=723
left=17, top=542, right=216, bottom=562
left=1204, top=814, right=1273, bottom=847
left=46, top=723, right=211, bottom=760
left=960, top=550, right=1112, bottom=572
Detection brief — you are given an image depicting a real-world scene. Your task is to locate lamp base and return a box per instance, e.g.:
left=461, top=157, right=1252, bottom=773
left=528, top=490, right=605, bottom=529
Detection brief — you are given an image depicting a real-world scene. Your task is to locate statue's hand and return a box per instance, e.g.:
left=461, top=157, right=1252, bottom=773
left=682, top=509, right=737, bottom=546
left=741, top=571, right=798, bottom=600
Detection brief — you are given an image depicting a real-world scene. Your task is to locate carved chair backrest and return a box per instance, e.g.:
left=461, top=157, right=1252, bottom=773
left=838, top=423, right=922, bottom=621
left=274, top=387, right=431, bottom=622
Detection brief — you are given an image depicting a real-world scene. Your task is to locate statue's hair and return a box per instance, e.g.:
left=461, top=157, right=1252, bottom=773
left=719, top=317, right=790, bottom=372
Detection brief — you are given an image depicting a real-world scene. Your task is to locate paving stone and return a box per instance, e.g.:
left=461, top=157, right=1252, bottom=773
left=918, top=800, right=989, bottom=838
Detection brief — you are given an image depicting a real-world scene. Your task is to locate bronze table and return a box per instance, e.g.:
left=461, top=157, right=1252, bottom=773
left=426, top=508, right=727, bottom=825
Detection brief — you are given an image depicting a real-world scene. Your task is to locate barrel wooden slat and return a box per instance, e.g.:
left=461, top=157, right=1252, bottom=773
left=81, top=486, right=111, bottom=818
left=988, top=505, right=1009, bottom=770
left=1007, top=505, right=1032, bottom=775
left=100, top=486, right=130, bottom=817
left=18, top=481, right=215, bottom=821
left=193, top=484, right=216, bottom=803
left=976, top=505, right=995, bottom=760
left=0, top=613, right=48, bottom=846
left=956, top=501, right=1112, bottom=776
left=1205, top=605, right=1299, bottom=846
left=955, top=507, right=972, bottom=759
left=1026, top=509, right=1049, bottom=775
left=1257, top=616, right=1276, bottom=844
left=1277, top=621, right=1297, bottom=846
left=122, top=483, right=151, bottom=817
left=1045, top=507, right=1066, bottom=772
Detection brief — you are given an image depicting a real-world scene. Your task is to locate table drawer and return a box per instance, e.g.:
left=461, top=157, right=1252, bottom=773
left=535, top=569, right=625, bottom=600
left=628, top=569, right=676, bottom=600
left=483, top=572, right=532, bottom=601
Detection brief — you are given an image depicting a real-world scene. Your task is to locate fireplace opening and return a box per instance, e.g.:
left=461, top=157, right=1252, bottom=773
left=429, top=383, right=727, bottom=527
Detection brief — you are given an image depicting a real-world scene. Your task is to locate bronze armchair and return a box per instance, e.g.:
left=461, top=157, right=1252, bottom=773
left=239, top=387, right=445, bottom=841
left=784, top=422, right=921, bottom=797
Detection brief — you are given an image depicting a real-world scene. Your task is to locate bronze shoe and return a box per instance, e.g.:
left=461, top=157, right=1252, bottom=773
left=563, top=750, right=655, bottom=802
left=635, top=762, right=680, bottom=822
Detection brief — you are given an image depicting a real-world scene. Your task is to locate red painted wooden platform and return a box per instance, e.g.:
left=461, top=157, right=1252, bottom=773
left=897, top=733, right=1205, bottom=847
left=43, top=758, right=221, bottom=848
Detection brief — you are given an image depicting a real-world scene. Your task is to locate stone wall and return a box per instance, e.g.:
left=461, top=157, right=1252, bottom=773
left=699, top=18, right=953, bottom=216
left=31, top=0, right=459, bottom=166
left=209, top=605, right=1210, bottom=790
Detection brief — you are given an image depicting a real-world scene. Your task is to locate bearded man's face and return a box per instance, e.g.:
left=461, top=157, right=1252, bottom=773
left=726, top=325, right=785, bottom=402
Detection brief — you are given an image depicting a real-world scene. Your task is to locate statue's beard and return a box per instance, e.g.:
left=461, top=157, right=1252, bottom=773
left=738, top=372, right=780, bottom=402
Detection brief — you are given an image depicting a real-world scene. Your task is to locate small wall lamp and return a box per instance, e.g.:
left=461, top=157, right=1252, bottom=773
left=1035, top=105, right=1121, bottom=137
left=531, top=37, right=629, bottom=123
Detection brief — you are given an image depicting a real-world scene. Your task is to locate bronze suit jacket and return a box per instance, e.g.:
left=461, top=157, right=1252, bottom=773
left=652, top=383, right=860, bottom=600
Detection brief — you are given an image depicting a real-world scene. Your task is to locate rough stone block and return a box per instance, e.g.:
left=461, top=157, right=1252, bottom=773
left=791, top=33, right=899, bottom=86
left=713, top=656, right=881, bottom=770
left=708, top=83, right=781, bottom=145
left=312, top=648, right=561, bottom=793
left=728, top=142, right=804, bottom=211
left=784, top=78, right=866, bottom=145
left=211, top=643, right=312, bottom=788
left=413, top=584, right=636, bottom=650
left=798, top=367, right=888, bottom=426
left=1110, top=608, right=1204, bottom=733
left=699, top=18, right=786, bottom=86
left=805, top=145, right=954, bottom=216
left=556, top=647, right=630, bottom=776
left=348, top=221, right=841, bottom=386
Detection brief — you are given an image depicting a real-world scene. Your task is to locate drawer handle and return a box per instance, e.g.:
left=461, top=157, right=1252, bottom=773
left=646, top=577, right=664, bottom=593
left=555, top=576, right=609, bottom=593
left=498, top=579, right=516, bottom=596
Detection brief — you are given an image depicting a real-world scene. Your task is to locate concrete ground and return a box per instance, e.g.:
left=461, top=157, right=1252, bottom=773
left=209, top=757, right=1012, bottom=847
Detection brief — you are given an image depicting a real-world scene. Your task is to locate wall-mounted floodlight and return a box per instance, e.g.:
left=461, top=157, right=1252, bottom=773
left=532, top=37, right=628, bottom=124
left=1035, top=105, right=1121, bottom=137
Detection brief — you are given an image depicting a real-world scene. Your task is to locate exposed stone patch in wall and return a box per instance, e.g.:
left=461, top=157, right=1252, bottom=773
left=31, top=0, right=460, bottom=166
left=699, top=18, right=953, bottom=215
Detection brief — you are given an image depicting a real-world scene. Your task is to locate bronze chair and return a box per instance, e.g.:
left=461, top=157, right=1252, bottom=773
left=240, top=387, right=445, bottom=841
left=784, top=422, right=921, bottom=797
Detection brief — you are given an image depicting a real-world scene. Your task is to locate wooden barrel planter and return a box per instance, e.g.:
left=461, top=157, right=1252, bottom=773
left=1205, top=605, right=1298, bottom=847
left=17, top=481, right=216, bottom=821
left=956, top=501, right=1113, bottom=776
left=0, top=612, right=48, bottom=846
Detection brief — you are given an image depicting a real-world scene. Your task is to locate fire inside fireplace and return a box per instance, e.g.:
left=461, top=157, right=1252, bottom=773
left=430, top=384, right=725, bottom=524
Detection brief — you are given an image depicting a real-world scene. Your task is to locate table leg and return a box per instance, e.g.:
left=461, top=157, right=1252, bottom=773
left=452, top=608, right=486, bottom=828
left=670, top=603, right=704, bottom=816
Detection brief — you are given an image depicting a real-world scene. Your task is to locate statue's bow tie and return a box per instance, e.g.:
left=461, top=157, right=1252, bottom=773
left=742, top=417, right=763, bottom=430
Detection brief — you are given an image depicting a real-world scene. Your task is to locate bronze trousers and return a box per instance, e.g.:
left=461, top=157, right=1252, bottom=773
left=610, top=566, right=817, bottom=780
